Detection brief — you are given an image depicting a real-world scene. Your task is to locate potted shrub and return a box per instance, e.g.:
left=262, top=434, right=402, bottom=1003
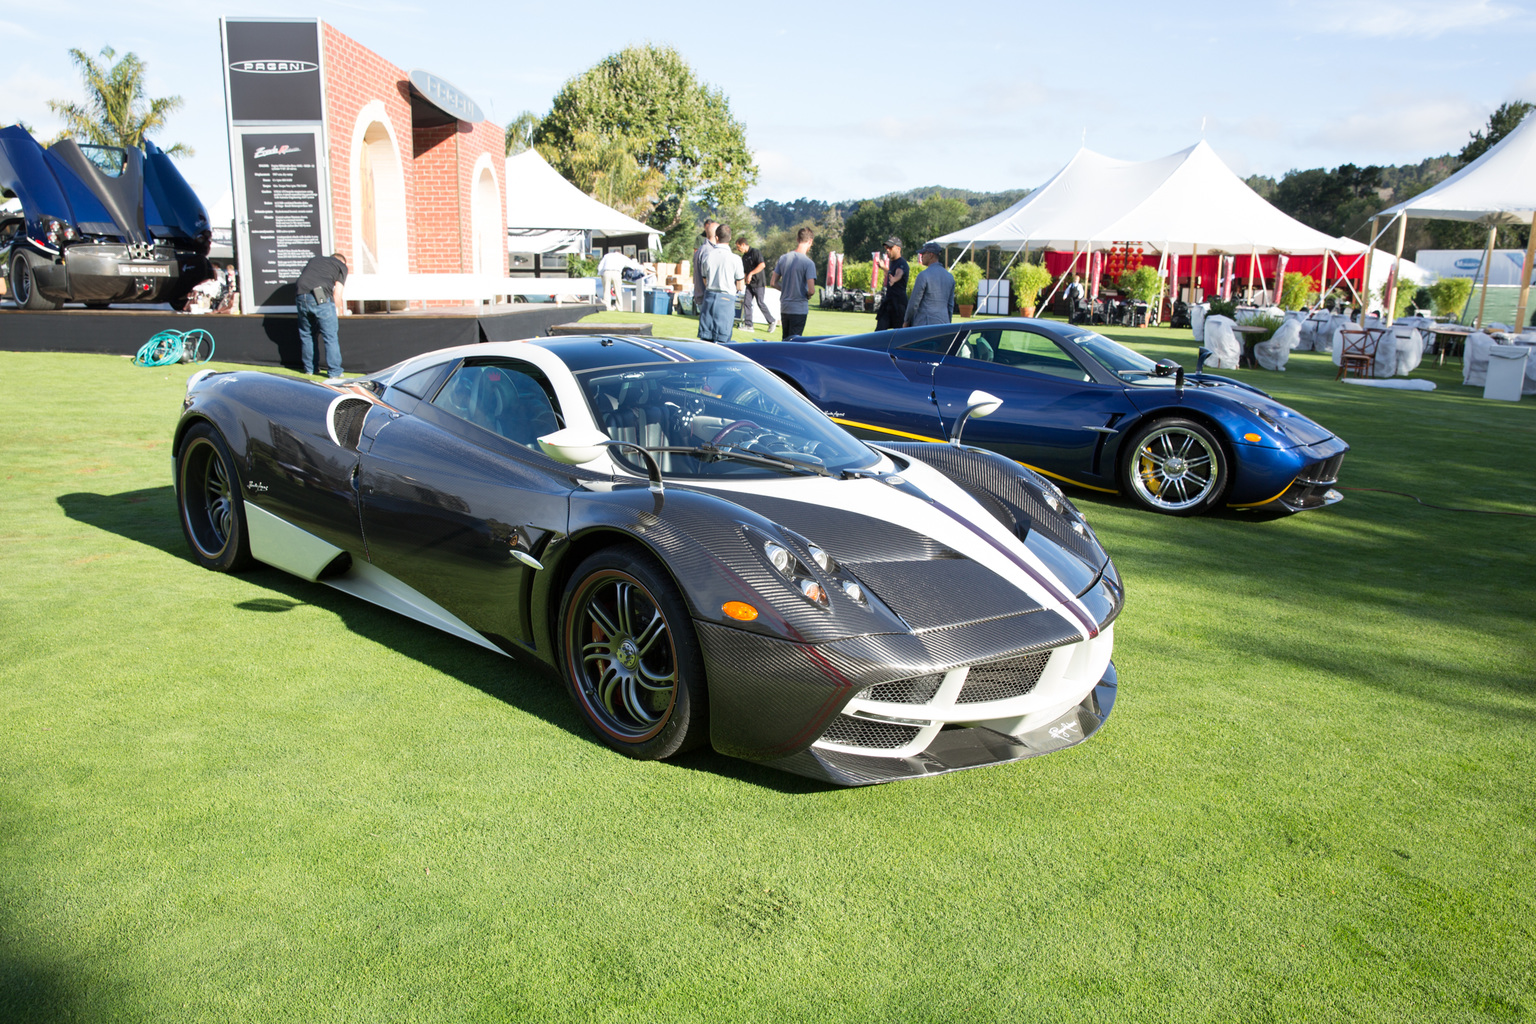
left=951, top=261, right=982, bottom=317
left=1007, top=262, right=1052, bottom=317
left=841, top=261, right=872, bottom=291
left=1116, top=266, right=1162, bottom=323
left=1377, top=279, right=1416, bottom=319
left=1427, top=277, right=1473, bottom=320
left=1279, top=271, right=1313, bottom=311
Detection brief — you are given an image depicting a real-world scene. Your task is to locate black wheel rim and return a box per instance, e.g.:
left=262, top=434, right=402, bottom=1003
left=566, top=569, right=678, bottom=741
left=14, top=261, right=31, bottom=305
left=182, top=437, right=235, bottom=558
left=1130, top=426, right=1219, bottom=511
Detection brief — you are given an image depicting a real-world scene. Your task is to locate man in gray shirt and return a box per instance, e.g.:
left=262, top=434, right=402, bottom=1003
left=698, top=223, right=742, bottom=343
left=903, top=242, right=954, bottom=327
left=771, top=226, right=817, bottom=339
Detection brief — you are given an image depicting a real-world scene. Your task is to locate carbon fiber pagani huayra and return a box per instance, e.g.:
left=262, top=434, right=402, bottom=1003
left=174, top=336, right=1122, bottom=785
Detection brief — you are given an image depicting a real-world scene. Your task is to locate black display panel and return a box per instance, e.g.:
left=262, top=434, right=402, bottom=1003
left=223, top=20, right=324, bottom=123
left=240, top=132, right=324, bottom=308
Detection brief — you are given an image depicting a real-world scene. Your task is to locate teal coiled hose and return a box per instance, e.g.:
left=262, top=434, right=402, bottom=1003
left=134, top=328, right=215, bottom=367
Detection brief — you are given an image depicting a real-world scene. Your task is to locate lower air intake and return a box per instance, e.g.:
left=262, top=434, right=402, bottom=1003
left=819, top=715, right=920, bottom=750
left=957, top=651, right=1051, bottom=703
left=856, top=673, right=945, bottom=705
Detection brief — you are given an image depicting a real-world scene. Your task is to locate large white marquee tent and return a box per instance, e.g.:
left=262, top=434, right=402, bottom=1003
left=1377, top=111, right=1536, bottom=326
left=504, top=150, right=660, bottom=256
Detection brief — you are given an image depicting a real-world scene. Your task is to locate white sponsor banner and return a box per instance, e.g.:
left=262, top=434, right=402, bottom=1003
left=1416, top=249, right=1535, bottom=286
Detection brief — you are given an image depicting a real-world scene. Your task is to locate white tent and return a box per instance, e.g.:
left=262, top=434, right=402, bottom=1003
left=504, top=150, right=659, bottom=255
left=933, top=141, right=1366, bottom=257
left=1377, top=112, right=1536, bottom=326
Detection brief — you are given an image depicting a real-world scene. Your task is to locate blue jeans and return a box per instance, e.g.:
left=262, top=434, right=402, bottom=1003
left=296, top=292, right=342, bottom=375
left=697, top=291, right=735, bottom=343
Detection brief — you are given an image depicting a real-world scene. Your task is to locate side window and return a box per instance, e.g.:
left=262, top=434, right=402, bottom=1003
left=392, top=361, right=454, bottom=400
left=979, top=330, right=1089, bottom=380
left=431, top=361, right=563, bottom=449
left=897, top=331, right=959, bottom=355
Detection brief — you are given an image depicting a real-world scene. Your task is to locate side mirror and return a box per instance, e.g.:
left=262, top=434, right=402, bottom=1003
left=538, top=427, right=665, bottom=495
left=1195, top=347, right=1213, bottom=374
left=1152, top=359, right=1180, bottom=377
left=949, top=389, right=1002, bottom=445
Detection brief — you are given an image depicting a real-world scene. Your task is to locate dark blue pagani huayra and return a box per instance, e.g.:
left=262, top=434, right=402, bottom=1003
left=173, top=336, right=1122, bottom=786
left=731, top=318, right=1349, bottom=516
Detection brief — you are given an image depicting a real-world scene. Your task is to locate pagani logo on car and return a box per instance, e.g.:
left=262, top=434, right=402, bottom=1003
left=230, top=60, right=318, bottom=74
left=252, top=145, right=301, bottom=159
left=1049, top=721, right=1080, bottom=741
left=246, top=480, right=269, bottom=492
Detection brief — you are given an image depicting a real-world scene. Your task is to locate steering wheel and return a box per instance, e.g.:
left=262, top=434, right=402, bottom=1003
left=711, top=420, right=763, bottom=445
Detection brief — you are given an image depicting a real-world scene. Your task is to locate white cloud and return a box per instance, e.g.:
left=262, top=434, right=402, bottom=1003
left=1310, top=0, right=1519, bottom=37
left=1307, top=97, right=1487, bottom=156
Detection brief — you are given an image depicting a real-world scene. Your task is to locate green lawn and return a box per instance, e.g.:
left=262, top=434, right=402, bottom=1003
left=2, top=323, right=1533, bottom=1022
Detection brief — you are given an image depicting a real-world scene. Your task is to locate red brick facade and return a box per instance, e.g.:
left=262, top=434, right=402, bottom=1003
left=318, top=23, right=505, bottom=303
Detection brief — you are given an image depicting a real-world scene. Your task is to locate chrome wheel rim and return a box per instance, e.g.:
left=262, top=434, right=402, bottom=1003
left=182, top=438, right=235, bottom=557
left=1130, top=426, right=1219, bottom=511
left=567, top=570, right=678, bottom=741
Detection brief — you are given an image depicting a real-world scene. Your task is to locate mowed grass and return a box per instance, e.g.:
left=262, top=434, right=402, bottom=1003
left=1, top=320, right=1533, bottom=1023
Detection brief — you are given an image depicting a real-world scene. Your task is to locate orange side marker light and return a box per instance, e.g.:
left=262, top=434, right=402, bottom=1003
left=722, top=601, right=759, bottom=621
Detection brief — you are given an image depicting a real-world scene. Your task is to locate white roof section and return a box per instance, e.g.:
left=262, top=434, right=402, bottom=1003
left=934, top=141, right=1366, bottom=256
left=504, top=149, right=657, bottom=239
left=1379, top=112, right=1536, bottom=224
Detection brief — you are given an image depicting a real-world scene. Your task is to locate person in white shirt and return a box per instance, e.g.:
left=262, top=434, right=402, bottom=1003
left=597, top=250, right=642, bottom=310
left=698, top=223, right=743, bottom=342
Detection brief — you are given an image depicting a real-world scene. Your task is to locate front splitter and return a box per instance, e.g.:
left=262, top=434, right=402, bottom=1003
left=764, top=661, right=1118, bottom=786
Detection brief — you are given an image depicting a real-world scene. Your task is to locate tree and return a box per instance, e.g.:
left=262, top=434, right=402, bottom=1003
left=561, top=131, right=665, bottom=221
left=504, top=111, right=539, bottom=156
left=1459, top=100, right=1533, bottom=166
left=47, top=46, right=191, bottom=156
left=534, top=45, right=756, bottom=233
left=1270, top=164, right=1383, bottom=237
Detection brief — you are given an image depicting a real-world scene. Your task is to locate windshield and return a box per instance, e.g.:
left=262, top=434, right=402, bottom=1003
left=1063, top=327, right=1159, bottom=377
left=577, top=360, right=879, bottom=478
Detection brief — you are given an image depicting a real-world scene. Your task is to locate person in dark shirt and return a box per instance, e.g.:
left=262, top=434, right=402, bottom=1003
left=875, top=236, right=908, bottom=330
left=734, top=236, right=776, bottom=331
left=294, top=253, right=348, bottom=378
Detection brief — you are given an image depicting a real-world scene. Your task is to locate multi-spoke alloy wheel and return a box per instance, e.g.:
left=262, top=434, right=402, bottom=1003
left=176, top=422, right=253, bottom=571
left=1122, top=418, right=1228, bottom=516
left=560, top=546, right=706, bottom=759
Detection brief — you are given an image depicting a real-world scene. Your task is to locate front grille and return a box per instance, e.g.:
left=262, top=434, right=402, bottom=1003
left=1297, top=453, right=1344, bottom=486
left=857, top=673, right=945, bottom=705
left=819, top=715, right=920, bottom=750
left=957, top=651, right=1051, bottom=704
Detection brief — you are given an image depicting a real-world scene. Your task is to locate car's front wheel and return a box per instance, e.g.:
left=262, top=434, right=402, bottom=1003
left=176, top=422, right=254, bottom=572
left=1121, top=417, right=1229, bottom=515
left=9, top=252, right=62, bottom=310
left=558, top=545, right=707, bottom=759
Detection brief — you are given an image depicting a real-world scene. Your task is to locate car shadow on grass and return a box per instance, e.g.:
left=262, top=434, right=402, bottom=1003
left=57, top=487, right=836, bottom=795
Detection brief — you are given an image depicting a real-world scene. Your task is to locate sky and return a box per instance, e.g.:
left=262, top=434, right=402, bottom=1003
left=4, top=0, right=1534, bottom=211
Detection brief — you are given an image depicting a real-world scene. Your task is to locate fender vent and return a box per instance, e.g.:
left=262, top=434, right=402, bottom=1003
left=329, top=397, right=371, bottom=450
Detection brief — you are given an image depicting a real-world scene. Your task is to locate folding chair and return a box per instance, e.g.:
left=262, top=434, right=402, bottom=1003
left=1337, top=327, right=1384, bottom=379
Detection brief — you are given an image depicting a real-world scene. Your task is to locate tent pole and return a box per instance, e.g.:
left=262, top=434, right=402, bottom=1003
left=1319, top=251, right=1332, bottom=302
left=1038, top=244, right=1078, bottom=311
left=1191, top=243, right=1199, bottom=302
left=1153, top=244, right=1169, bottom=324
left=1475, top=224, right=1497, bottom=327
left=1246, top=245, right=1257, bottom=303
left=1386, top=213, right=1407, bottom=325
left=1360, top=216, right=1378, bottom=320
left=1515, top=210, right=1536, bottom=330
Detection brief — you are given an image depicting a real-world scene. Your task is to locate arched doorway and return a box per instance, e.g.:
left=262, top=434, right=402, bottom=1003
left=350, top=108, right=407, bottom=277
left=470, top=157, right=503, bottom=277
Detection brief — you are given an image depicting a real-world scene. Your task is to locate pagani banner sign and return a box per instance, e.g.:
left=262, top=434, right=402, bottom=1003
left=220, top=17, right=334, bottom=312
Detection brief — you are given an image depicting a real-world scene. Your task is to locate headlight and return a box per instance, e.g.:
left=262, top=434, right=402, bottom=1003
left=763, top=540, right=793, bottom=574
left=807, top=543, right=835, bottom=573
left=756, top=532, right=866, bottom=609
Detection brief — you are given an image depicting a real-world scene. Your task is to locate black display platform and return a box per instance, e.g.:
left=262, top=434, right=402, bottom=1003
left=0, top=303, right=603, bottom=373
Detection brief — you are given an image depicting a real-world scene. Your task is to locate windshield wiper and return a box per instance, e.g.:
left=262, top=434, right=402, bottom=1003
left=642, top=443, right=830, bottom=476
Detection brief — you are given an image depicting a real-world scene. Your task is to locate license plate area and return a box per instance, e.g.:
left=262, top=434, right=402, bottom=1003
left=127, top=263, right=171, bottom=277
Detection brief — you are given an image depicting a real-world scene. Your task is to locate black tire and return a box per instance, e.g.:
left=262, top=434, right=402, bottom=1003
left=10, top=252, right=62, bottom=310
left=558, top=545, right=707, bottom=760
left=176, top=422, right=255, bottom=572
left=1120, top=417, right=1230, bottom=516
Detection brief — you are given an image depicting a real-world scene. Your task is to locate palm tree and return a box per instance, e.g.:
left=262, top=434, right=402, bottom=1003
left=504, top=111, right=540, bottom=156
left=47, top=46, right=192, bottom=156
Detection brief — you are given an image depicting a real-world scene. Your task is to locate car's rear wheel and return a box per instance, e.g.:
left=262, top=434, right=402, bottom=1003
left=558, top=545, right=706, bottom=759
left=1121, top=417, right=1229, bottom=516
left=176, top=422, right=254, bottom=572
left=10, top=252, right=62, bottom=310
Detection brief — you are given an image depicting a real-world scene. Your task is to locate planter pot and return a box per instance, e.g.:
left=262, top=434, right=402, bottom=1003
left=1022, top=305, right=1036, bottom=318
left=959, top=304, right=975, bottom=318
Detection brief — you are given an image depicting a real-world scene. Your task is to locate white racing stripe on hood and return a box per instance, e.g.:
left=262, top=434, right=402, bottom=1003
left=687, top=469, right=1092, bottom=637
